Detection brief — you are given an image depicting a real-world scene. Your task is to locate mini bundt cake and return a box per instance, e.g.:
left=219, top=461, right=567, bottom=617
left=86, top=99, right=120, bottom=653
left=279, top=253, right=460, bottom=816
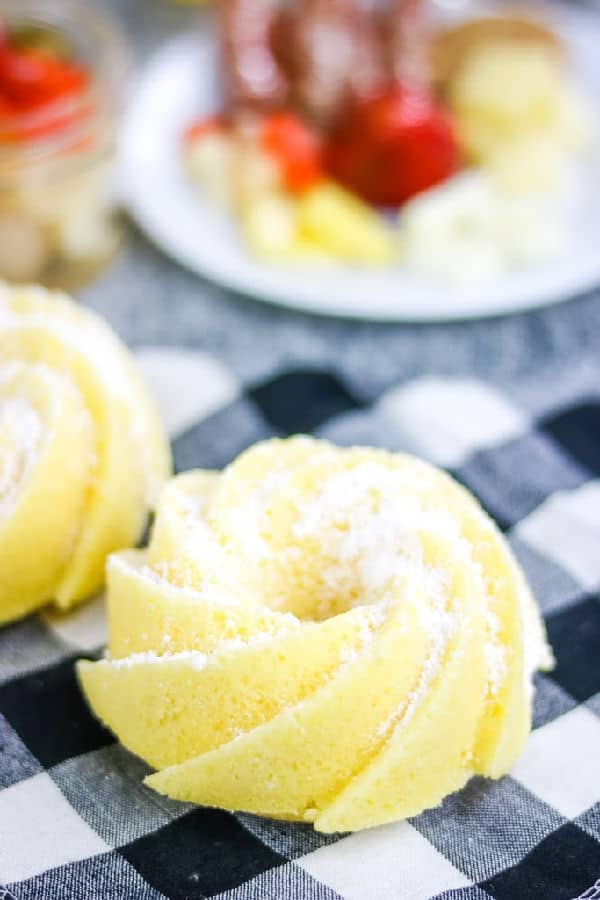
left=78, top=436, right=552, bottom=832
left=0, top=284, right=171, bottom=623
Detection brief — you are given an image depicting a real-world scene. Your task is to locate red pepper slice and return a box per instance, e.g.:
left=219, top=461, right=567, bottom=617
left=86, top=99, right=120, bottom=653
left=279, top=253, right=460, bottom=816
left=260, top=111, right=322, bottom=193
left=0, top=46, right=88, bottom=107
left=0, top=24, right=91, bottom=143
left=183, top=115, right=228, bottom=144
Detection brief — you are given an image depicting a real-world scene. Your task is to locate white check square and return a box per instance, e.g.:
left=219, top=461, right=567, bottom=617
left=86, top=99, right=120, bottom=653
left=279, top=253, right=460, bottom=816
left=42, top=594, right=107, bottom=653
left=298, top=820, right=471, bottom=900
left=516, top=481, right=600, bottom=590
left=379, top=377, right=527, bottom=467
left=135, top=347, right=239, bottom=438
left=511, top=706, right=600, bottom=818
left=0, top=772, right=108, bottom=883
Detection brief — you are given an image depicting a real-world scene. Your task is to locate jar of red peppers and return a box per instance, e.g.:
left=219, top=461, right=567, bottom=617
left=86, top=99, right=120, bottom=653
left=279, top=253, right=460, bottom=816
left=0, top=0, right=128, bottom=287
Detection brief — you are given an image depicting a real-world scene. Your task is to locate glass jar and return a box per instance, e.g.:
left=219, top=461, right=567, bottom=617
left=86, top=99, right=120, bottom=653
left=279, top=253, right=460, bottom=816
left=0, top=0, right=129, bottom=289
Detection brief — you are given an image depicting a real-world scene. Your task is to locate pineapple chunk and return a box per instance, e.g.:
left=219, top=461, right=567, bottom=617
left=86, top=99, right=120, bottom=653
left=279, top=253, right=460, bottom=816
left=553, top=84, right=594, bottom=152
left=297, top=182, right=396, bottom=265
left=486, top=133, right=566, bottom=194
left=233, top=142, right=281, bottom=210
left=184, top=131, right=236, bottom=208
left=451, top=40, right=593, bottom=177
left=239, top=193, right=329, bottom=263
left=240, top=192, right=298, bottom=259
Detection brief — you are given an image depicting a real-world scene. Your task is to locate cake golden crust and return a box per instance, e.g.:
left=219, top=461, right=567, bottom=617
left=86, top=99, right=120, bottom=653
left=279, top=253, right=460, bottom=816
left=0, top=284, right=171, bottom=623
left=79, top=436, right=551, bottom=832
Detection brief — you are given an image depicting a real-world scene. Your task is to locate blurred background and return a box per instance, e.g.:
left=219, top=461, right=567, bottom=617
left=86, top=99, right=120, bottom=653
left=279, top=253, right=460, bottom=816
left=1, top=0, right=599, bottom=397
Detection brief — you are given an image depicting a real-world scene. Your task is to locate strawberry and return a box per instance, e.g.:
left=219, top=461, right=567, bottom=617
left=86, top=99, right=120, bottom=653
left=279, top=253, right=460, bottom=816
left=324, top=86, right=460, bottom=207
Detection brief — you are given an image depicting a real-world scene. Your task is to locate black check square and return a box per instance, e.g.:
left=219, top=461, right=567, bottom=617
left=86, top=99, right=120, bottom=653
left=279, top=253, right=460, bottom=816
left=454, top=432, right=589, bottom=531
left=413, top=775, right=563, bottom=882
left=0, top=713, right=41, bottom=789
left=577, top=803, right=600, bottom=843
left=0, top=658, right=113, bottom=768
left=507, top=535, right=583, bottom=617
left=173, top=398, right=273, bottom=472
left=480, top=822, right=600, bottom=900
left=434, top=888, right=492, bottom=900
left=542, top=401, right=600, bottom=477
left=250, top=370, right=363, bottom=434
left=545, top=596, right=600, bottom=702
left=531, top=673, right=578, bottom=730
left=236, top=813, right=340, bottom=859
left=212, top=862, right=344, bottom=900
left=8, top=851, right=165, bottom=900
left=120, top=807, right=286, bottom=899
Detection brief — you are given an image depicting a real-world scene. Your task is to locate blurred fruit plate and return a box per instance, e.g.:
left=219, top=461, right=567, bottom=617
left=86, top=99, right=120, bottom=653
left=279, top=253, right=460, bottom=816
left=119, top=6, right=600, bottom=321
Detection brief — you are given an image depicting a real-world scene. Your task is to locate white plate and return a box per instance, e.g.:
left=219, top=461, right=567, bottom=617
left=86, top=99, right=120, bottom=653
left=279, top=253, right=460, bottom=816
left=120, top=8, right=600, bottom=321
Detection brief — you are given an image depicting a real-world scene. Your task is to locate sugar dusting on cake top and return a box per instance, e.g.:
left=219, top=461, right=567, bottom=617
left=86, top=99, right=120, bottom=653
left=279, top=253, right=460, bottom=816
left=0, top=390, right=42, bottom=511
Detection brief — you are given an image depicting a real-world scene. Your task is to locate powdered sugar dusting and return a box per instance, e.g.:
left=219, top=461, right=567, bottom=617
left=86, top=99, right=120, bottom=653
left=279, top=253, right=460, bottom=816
left=0, top=392, right=42, bottom=510
left=1, top=288, right=161, bottom=507
left=108, top=649, right=208, bottom=669
left=338, top=603, right=387, bottom=665
left=108, top=627, right=294, bottom=669
left=219, top=467, right=296, bottom=560
left=292, top=463, right=457, bottom=614
left=484, top=612, right=507, bottom=697
left=377, top=600, right=456, bottom=740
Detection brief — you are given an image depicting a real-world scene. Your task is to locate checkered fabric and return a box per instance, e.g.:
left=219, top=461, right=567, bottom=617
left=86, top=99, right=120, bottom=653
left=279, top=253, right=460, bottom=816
left=1, top=349, right=599, bottom=900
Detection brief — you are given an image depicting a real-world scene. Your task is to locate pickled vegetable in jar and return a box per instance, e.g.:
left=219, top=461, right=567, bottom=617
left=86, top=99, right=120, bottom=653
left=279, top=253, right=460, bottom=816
left=0, top=0, right=128, bottom=288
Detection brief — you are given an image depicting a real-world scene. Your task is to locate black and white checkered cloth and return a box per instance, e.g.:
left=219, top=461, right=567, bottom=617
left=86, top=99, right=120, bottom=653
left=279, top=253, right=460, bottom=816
left=1, top=349, right=599, bottom=900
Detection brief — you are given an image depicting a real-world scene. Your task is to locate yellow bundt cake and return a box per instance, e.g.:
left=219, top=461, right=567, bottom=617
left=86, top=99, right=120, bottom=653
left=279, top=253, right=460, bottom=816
left=78, top=436, right=552, bottom=832
left=0, top=284, right=171, bottom=623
